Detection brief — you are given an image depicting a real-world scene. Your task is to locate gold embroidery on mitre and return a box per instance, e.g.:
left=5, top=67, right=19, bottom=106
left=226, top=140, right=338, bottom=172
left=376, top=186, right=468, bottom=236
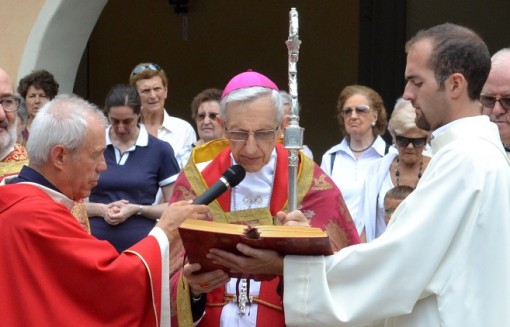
left=311, top=173, right=333, bottom=191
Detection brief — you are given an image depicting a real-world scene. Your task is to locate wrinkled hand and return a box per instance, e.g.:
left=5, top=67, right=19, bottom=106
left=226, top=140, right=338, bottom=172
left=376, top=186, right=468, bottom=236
left=184, top=263, right=229, bottom=297
left=208, top=243, right=284, bottom=277
left=109, top=199, right=129, bottom=207
left=276, top=209, right=310, bottom=227
left=105, top=201, right=133, bottom=225
left=156, top=200, right=209, bottom=238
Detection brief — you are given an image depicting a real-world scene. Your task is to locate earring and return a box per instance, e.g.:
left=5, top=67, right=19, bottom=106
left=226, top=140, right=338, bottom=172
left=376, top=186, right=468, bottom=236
left=371, top=121, right=376, bottom=126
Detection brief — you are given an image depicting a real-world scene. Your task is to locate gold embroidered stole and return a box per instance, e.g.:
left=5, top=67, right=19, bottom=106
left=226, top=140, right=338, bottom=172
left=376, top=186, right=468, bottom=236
left=177, top=141, right=315, bottom=326
left=0, top=144, right=29, bottom=181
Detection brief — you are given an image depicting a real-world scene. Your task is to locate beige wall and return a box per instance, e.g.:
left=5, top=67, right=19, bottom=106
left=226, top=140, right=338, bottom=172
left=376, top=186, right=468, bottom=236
left=0, top=0, right=45, bottom=80
left=1, top=0, right=106, bottom=94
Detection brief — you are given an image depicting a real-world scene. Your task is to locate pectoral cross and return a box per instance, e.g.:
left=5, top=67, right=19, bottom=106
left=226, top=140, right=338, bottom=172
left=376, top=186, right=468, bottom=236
left=233, top=279, right=251, bottom=316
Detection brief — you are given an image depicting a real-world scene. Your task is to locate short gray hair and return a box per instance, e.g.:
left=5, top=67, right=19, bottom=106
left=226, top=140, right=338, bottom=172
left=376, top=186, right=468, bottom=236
left=27, top=94, right=107, bottom=166
left=219, top=87, right=283, bottom=125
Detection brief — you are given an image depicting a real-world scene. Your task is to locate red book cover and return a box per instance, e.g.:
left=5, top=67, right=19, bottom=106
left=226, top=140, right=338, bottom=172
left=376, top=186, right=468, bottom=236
left=178, top=219, right=333, bottom=278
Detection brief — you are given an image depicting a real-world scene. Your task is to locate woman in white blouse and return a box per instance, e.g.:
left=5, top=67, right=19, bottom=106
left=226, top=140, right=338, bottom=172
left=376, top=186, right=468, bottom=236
left=321, top=85, right=389, bottom=237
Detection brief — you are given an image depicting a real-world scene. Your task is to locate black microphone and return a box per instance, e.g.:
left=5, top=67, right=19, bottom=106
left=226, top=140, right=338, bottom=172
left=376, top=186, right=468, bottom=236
left=192, top=165, right=246, bottom=205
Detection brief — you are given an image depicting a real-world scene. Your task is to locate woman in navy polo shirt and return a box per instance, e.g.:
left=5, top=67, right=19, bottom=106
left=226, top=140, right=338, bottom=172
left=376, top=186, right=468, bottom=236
left=87, top=84, right=180, bottom=253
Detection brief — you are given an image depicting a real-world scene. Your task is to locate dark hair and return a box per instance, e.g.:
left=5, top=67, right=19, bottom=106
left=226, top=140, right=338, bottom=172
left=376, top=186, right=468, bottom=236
left=336, top=85, right=388, bottom=138
left=104, top=84, right=141, bottom=116
left=129, top=62, right=168, bottom=88
left=385, top=185, right=415, bottom=201
left=17, top=69, right=59, bottom=99
left=190, top=88, right=222, bottom=120
left=405, top=23, right=491, bottom=101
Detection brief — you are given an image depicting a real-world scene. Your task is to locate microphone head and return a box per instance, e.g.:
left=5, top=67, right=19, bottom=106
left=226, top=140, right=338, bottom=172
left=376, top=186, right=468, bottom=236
left=223, top=165, right=246, bottom=188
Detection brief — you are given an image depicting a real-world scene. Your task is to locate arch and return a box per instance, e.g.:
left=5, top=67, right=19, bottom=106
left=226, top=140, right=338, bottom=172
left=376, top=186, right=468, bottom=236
left=18, top=0, right=107, bottom=93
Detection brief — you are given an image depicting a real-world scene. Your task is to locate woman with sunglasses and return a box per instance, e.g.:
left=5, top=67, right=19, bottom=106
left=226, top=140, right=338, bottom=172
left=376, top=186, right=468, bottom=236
left=175, top=88, right=225, bottom=169
left=359, top=98, right=431, bottom=242
left=321, top=85, right=389, bottom=237
left=128, top=63, right=196, bottom=155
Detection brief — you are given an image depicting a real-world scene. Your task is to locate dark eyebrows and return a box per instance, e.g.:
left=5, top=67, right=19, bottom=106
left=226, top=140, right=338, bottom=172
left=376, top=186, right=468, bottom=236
left=109, top=117, right=136, bottom=124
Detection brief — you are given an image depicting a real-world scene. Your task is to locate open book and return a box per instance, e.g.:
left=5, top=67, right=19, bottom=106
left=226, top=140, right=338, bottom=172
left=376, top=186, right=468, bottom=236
left=178, top=219, right=333, bottom=277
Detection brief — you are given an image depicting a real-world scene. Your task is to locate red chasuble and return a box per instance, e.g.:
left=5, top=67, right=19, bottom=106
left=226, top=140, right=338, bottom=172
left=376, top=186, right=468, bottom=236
left=169, top=140, right=360, bottom=326
left=0, top=184, right=169, bottom=326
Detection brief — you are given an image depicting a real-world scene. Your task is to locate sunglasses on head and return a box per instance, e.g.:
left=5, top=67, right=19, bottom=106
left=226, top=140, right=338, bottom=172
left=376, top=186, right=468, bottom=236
left=395, top=135, right=427, bottom=148
left=340, top=105, right=371, bottom=117
left=131, top=63, right=161, bottom=76
left=479, top=94, right=510, bottom=111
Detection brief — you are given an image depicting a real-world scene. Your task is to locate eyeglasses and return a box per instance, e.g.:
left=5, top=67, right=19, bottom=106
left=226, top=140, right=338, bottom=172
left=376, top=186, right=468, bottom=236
left=196, top=112, right=219, bottom=121
left=0, top=97, right=20, bottom=112
left=395, top=135, right=427, bottom=148
left=226, top=128, right=278, bottom=142
left=340, top=105, right=371, bottom=117
left=479, top=94, right=510, bottom=112
left=131, top=63, right=161, bottom=76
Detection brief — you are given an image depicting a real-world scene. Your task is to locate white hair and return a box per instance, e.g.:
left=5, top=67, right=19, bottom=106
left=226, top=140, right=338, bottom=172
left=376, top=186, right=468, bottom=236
left=219, top=87, right=283, bottom=124
left=27, top=94, right=107, bottom=167
left=388, top=98, right=424, bottom=137
left=492, top=48, right=510, bottom=62
left=0, top=115, right=17, bottom=160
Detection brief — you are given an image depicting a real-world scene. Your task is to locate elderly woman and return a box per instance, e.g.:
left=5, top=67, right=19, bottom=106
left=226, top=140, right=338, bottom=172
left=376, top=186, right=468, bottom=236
left=358, top=98, right=431, bottom=242
left=17, top=69, right=59, bottom=144
left=321, top=85, right=389, bottom=234
left=175, top=88, right=225, bottom=169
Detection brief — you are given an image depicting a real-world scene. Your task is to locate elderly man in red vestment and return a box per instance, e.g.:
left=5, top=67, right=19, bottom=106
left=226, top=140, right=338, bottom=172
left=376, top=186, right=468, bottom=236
left=0, top=68, right=28, bottom=182
left=169, top=70, right=360, bottom=326
left=0, top=92, right=209, bottom=326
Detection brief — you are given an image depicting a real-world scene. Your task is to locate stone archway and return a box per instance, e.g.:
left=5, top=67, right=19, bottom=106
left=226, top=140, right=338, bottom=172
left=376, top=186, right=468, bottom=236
left=17, top=0, right=107, bottom=93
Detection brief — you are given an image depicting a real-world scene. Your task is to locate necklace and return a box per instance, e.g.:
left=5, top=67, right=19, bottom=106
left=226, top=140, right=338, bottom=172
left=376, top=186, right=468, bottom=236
left=348, top=139, right=374, bottom=153
left=394, top=157, right=423, bottom=187
left=232, top=154, right=277, bottom=211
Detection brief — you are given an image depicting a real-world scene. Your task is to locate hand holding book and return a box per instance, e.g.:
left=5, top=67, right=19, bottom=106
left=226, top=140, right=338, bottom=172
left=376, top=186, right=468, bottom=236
left=178, top=217, right=333, bottom=279
left=208, top=243, right=285, bottom=280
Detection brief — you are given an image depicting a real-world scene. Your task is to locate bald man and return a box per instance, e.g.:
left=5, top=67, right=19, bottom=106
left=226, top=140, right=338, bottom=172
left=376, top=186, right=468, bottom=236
left=0, top=68, right=28, bottom=182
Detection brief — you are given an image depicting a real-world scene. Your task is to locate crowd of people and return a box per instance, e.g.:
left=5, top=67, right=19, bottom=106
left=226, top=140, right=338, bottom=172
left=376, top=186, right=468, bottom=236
left=1, top=21, right=510, bottom=326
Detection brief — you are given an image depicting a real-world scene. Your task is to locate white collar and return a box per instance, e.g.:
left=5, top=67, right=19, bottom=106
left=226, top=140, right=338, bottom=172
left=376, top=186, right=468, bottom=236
left=105, top=124, right=149, bottom=147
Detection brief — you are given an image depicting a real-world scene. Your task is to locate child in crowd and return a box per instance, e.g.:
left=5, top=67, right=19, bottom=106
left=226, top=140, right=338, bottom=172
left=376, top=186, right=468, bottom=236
left=384, top=185, right=414, bottom=225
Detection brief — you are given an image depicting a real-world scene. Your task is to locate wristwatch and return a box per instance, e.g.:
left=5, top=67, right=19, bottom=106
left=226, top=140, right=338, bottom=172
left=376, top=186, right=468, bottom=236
left=136, top=205, right=143, bottom=215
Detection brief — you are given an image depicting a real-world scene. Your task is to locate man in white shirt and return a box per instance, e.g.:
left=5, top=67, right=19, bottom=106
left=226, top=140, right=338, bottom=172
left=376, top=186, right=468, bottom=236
left=208, top=23, right=510, bottom=327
